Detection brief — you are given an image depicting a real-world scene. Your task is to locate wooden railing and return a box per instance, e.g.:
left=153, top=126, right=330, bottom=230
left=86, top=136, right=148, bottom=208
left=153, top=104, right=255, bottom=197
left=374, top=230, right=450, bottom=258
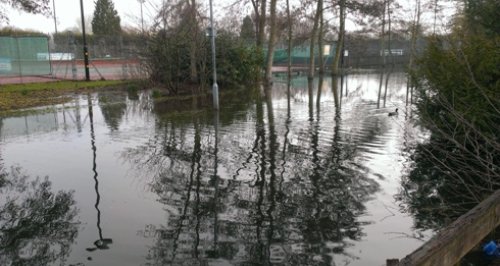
left=387, top=189, right=500, bottom=266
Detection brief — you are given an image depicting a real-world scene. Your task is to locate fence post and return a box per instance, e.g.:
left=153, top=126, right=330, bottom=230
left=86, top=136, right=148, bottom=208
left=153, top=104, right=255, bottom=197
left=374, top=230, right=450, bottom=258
left=15, top=37, right=23, bottom=83
left=70, top=33, right=77, bottom=80
left=121, top=36, right=128, bottom=80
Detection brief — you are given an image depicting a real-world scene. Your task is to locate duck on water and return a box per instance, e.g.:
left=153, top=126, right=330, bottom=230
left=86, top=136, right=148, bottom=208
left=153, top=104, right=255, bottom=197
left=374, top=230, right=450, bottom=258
left=388, top=108, right=398, bottom=116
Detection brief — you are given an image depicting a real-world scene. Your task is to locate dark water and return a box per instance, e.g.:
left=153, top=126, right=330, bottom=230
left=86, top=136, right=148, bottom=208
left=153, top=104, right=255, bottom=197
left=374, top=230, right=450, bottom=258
left=0, top=74, right=432, bottom=265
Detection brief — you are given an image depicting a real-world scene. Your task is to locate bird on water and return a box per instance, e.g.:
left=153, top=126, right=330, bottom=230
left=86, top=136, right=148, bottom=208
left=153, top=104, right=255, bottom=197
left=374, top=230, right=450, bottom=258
left=388, top=108, right=398, bottom=116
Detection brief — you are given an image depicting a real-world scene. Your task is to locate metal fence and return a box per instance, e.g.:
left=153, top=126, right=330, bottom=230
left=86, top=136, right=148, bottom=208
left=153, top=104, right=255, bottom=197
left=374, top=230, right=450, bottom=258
left=1, top=34, right=417, bottom=85
left=0, top=34, right=148, bottom=85
left=0, top=36, right=51, bottom=78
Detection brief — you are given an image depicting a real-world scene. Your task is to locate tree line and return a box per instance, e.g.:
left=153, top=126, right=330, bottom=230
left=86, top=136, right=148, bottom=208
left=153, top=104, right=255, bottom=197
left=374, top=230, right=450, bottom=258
left=2, top=0, right=455, bottom=90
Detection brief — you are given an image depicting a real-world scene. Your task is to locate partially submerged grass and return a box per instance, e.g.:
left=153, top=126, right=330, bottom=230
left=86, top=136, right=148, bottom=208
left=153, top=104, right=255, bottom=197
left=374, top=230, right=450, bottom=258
left=0, top=80, right=127, bottom=93
left=0, top=80, right=142, bottom=113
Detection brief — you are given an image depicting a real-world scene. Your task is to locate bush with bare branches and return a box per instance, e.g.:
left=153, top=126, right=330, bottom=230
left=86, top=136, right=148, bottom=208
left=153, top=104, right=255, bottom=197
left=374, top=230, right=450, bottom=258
left=401, top=0, right=499, bottom=230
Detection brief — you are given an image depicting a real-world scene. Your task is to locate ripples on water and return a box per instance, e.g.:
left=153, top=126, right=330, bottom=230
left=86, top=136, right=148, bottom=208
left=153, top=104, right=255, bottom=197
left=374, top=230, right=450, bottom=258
left=0, top=74, right=431, bottom=265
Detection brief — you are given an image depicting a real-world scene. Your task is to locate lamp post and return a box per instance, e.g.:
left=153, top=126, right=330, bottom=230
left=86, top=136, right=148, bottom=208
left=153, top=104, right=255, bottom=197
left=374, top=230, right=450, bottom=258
left=138, top=0, right=145, bottom=33
left=209, top=0, right=219, bottom=110
left=52, top=0, right=58, bottom=34
left=79, top=0, right=90, bottom=81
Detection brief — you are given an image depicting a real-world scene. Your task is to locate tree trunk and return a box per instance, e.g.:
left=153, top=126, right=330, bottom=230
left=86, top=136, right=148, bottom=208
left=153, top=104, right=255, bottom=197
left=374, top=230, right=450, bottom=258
left=257, top=0, right=267, bottom=50
left=318, top=0, right=324, bottom=75
left=377, top=0, right=386, bottom=109
left=251, top=0, right=260, bottom=45
left=406, top=0, right=421, bottom=105
left=386, top=0, right=393, bottom=69
left=433, top=0, right=438, bottom=34
left=265, top=0, right=277, bottom=84
left=308, top=0, right=322, bottom=80
left=331, top=0, right=346, bottom=76
left=188, top=0, right=198, bottom=83
left=383, top=0, right=393, bottom=107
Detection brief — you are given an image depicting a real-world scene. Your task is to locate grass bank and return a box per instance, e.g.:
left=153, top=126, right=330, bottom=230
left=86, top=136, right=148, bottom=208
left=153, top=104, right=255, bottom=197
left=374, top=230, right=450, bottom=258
left=0, top=80, right=142, bottom=113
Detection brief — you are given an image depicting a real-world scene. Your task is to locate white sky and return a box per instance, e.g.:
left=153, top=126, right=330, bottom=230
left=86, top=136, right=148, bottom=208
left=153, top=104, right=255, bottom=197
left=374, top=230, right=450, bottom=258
left=2, top=0, right=457, bottom=35
left=2, top=0, right=229, bottom=34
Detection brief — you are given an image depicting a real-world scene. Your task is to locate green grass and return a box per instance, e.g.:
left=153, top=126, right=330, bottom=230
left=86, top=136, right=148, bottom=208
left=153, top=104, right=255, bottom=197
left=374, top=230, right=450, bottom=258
left=0, top=80, right=130, bottom=93
left=0, top=80, right=146, bottom=113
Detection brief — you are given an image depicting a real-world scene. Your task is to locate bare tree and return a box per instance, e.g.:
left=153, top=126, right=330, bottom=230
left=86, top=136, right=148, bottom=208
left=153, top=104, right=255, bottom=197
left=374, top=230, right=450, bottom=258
left=406, top=0, right=422, bottom=105
left=308, top=0, right=322, bottom=80
left=0, top=0, right=50, bottom=23
left=264, top=0, right=278, bottom=84
left=250, top=0, right=267, bottom=49
left=331, top=0, right=346, bottom=76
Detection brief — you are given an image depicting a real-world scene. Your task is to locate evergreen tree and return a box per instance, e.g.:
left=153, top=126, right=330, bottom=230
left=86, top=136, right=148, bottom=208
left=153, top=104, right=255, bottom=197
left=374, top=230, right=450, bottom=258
left=464, top=0, right=499, bottom=37
left=240, top=15, right=255, bottom=43
left=91, top=0, right=121, bottom=36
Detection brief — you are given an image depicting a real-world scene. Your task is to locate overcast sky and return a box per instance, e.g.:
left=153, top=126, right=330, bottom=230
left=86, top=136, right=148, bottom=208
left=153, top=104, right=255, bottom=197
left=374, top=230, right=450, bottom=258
left=3, top=0, right=230, bottom=34
left=3, top=0, right=456, bottom=34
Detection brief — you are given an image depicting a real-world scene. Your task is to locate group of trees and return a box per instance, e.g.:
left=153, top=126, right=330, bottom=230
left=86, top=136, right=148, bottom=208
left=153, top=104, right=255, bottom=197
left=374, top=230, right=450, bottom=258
left=144, top=1, right=263, bottom=94
left=141, top=0, right=449, bottom=92
left=402, top=0, right=499, bottom=229
left=3, top=0, right=455, bottom=91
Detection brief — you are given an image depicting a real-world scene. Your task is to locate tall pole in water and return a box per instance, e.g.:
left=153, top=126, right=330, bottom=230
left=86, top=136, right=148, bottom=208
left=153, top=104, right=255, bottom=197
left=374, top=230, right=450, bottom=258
left=80, top=0, right=90, bottom=81
left=209, top=0, right=219, bottom=109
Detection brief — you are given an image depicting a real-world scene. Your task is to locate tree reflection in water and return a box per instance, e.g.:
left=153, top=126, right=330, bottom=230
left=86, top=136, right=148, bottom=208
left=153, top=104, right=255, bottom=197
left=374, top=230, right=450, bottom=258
left=125, top=80, right=382, bottom=265
left=98, top=92, right=127, bottom=131
left=0, top=166, right=79, bottom=266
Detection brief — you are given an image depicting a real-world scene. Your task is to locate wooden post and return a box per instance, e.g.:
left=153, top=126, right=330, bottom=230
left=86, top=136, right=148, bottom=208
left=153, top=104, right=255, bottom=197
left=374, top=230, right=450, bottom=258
left=395, top=190, right=500, bottom=266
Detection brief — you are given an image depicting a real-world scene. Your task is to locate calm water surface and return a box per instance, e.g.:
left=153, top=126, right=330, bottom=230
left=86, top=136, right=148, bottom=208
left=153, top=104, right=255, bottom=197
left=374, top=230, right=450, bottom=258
left=0, top=74, right=432, bottom=265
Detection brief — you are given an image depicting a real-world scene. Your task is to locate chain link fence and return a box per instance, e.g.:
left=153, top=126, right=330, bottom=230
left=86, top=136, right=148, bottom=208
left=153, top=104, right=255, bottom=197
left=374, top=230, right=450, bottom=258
left=0, top=33, right=148, bottom=84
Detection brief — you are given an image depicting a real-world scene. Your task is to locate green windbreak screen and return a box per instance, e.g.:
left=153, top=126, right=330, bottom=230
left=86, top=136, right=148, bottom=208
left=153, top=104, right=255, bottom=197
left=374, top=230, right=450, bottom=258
left=0, top=36, right=51, bottom=76
left=266, top=44, right=337, bottom=65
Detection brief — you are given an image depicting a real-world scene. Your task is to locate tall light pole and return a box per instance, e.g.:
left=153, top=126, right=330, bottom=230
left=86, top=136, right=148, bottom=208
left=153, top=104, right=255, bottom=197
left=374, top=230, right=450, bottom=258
left=209, top=0, right=219, bottom=110
left=52, top=0, right=58, bottom=34
left=79, top=0, right=90, bottom=81
left=138, top=0, right=145, bottom=33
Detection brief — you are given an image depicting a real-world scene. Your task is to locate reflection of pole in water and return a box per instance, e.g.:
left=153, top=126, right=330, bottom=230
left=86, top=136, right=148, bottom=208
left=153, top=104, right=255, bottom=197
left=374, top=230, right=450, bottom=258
left=24, top=116, right=29, bottom=136
left=62, top=103, right=67, bottom=131
left=75, top=98, right=82, bottom=133
left=86, top=94, right=113, bottom=253
left=212, top=110, right=220, bottom=256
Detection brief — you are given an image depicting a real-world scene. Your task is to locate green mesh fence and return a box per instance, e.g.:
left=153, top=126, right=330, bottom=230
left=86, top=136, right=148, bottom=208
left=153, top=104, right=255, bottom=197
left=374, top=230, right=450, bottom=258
left=269, top=44, right=337, bottom=65
left=0, top=36, right=51, bottom=76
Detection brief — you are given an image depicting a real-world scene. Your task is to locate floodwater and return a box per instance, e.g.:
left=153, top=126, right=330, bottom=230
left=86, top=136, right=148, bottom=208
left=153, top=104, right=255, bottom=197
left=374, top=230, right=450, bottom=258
left=0, top=73, right=432, bottom=266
